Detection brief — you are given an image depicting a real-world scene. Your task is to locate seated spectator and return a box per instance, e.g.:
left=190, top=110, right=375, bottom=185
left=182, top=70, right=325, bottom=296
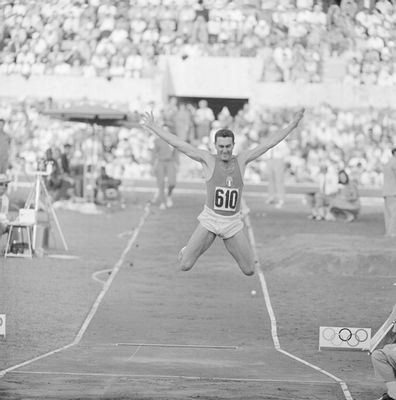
left=44, top=148, right=74, bottom=202
left=328, top=169, right=361, bottom=222
left=94, top=165, right=124, bottom=207
left=60, top=143, right=83, bottom=198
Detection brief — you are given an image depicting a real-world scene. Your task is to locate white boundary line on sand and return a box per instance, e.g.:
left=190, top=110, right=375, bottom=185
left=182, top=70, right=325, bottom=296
left=92, top=268, right=113, bottom=285
left=9, top=370, right=337, bottom=385
left=0, top=202, right=152, bottom=378
left=242, top=199, right=354, bottom=400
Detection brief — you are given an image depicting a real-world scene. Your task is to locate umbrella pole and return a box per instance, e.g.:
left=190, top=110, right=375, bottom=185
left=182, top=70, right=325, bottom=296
left=83, top=124, right=97, bottom=203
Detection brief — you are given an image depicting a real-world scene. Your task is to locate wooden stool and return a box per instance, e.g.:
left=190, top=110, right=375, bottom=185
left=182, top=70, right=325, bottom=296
left=4, top=221, right=34, bottom=259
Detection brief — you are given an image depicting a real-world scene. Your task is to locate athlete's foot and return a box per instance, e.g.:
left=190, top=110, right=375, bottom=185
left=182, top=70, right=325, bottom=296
left=166, top=196, right=173, bottom=208
left=159, top=203, right=166, bottom=210
left=265, top=197, right=275, bottom=205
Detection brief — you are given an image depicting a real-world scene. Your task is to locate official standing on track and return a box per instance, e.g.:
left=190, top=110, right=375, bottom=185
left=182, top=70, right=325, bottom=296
left=151, top=123, right=179, bottom=210
left=141, top=108, right=305, bottom=276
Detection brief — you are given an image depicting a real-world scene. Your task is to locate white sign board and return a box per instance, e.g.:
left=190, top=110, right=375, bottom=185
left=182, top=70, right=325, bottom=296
left=0, top=314, right=5, bottom=338
left=319, top=326, right=371, bottom=351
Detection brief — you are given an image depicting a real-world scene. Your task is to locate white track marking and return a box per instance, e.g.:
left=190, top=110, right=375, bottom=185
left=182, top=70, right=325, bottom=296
left=242, top=199, right=354, bottom=400
left=9, top=370, right=335, bottom=384
left=47, top=254, right=80, bottom=260
left=0, top=202, right=151, bottom=378
left=127, top=346, right=141, bottom=361
left=117, top=229, right=135, bottom=239
left=0, top=343, right=75, bottom=377
left=73, top=202, right=151, bottom=345
left=92, top=269, right=113, bottom=285
left=115, top=343, right=238, bottom=349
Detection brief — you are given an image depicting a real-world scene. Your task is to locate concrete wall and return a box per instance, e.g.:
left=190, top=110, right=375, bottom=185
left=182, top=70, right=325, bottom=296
left=1, top=56, right=394, bottom=109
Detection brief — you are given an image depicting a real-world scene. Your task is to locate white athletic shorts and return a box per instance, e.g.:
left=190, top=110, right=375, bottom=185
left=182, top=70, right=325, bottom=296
left=197, top=205, right=244, bottom=239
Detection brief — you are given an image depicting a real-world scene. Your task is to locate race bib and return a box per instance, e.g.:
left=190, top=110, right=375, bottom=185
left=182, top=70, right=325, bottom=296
left=214, top=187, right=239, bottom=212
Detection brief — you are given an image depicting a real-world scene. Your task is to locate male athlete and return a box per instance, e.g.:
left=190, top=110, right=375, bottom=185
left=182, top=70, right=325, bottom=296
left=141, top=107, right=305, bottom=276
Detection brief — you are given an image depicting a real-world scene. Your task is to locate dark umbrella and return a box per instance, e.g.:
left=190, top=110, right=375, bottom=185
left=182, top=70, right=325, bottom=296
left=41, top=104, right=140, bottom=201
left=42, top=104, right=138, bottom=127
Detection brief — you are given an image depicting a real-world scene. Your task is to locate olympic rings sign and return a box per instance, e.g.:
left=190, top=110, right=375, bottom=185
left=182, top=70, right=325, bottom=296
left=0, top=314, right=5, bottom=338
left=319, top=326, right=371, bottom=351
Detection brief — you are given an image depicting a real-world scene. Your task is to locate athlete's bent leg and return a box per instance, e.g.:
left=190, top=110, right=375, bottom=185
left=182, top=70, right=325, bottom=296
left=223, top=230, right=255, bottom=276
left=178, top=224, right=216, bottom=272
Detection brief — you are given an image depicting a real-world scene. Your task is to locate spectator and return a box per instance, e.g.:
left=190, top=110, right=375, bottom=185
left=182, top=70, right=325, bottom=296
left=306, top=163, right=338, bottom=220
left=44, top=147, right=73, bottom=202
left=151, top=123, right=179, bottom=210
left=327, top=169, right=361, bottom=222
left=174, top=102, right=194, bottom=143
left=0, top=118, right=10, bottom=174
left=265, top=134, right=291, bottom=209
left=383, top=147, right=396, bottom=237
left=94, top=165, right=124, bottom=207
left=194, top=99, right=215, bottom=142
left=0, top=173, right=10, bottom=238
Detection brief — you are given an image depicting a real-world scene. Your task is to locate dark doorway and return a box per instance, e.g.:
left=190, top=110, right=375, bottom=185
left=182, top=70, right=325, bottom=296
left=175, top=96, right=249, bottom=117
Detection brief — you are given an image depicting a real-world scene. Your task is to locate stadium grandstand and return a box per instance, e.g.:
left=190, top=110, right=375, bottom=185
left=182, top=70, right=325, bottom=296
left=0, top=0, right=395, bottom=193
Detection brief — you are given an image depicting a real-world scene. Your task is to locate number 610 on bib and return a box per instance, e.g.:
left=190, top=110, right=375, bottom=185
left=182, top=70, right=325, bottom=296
left=214, top=187, right=239, bottom=212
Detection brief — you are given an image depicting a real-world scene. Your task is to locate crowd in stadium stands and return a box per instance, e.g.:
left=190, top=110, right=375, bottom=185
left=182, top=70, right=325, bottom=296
left=1, top=0, right=395, bottom=84
left=0, top=96, right=392, bottom=202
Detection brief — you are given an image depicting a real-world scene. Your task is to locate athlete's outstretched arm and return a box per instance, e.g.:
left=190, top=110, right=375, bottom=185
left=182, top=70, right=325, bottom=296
left=140, top=111, right=209, bottom=163
left=239, top=108, right=305, bottom=165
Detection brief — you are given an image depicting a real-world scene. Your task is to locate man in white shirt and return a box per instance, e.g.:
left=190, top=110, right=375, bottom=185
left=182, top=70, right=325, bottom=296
left=265, top=133, right=290, bottom=209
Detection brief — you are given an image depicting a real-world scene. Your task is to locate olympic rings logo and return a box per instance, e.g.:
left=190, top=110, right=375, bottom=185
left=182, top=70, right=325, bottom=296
left=321, top=327, right=370, bottom=348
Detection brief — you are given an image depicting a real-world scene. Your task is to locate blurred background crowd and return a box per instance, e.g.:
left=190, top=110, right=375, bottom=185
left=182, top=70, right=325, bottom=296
left=0, top=0, right=395, bottom=205
left=1, top=0, right=396, bottom=85
left=0, top=96, right=392, bottom=191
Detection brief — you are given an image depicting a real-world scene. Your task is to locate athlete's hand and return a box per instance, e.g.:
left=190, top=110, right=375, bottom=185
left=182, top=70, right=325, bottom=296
left=140, top=111, right=156, bottom=129
left=293, top=108, right=305, bottom=126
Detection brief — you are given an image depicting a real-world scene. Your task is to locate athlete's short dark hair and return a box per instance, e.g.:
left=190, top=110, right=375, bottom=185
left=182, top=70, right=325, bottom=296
left=214, top=129, right=235, bottom=144
left=392, top=147, right=396, bottom=156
